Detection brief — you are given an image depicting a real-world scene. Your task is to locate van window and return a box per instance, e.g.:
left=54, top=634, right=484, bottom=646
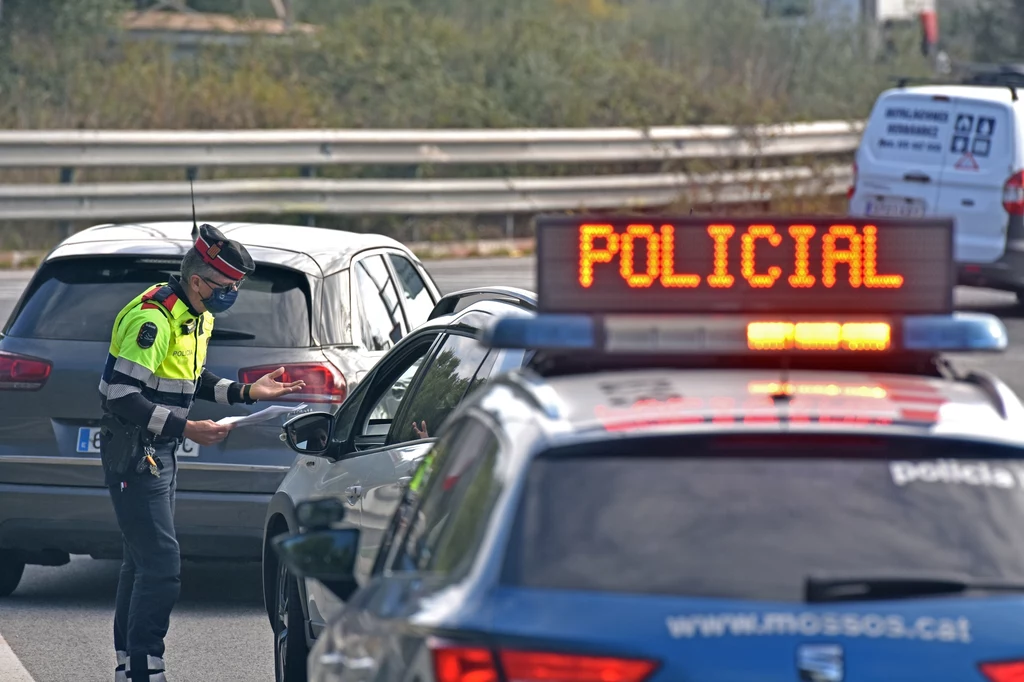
left=862, top=94, right=955, bottom=167
left=943, top=101, right=1010, bottom=174
left=7, top=256, right=312, bottom=348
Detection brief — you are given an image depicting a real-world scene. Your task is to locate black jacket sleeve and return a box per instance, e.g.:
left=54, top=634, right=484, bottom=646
left=195, top=368, right=254, bottom=405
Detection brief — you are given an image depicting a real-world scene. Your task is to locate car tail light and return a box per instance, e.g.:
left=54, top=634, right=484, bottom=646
left=1003, top=170, right=1024, bottom=215
left=433, top=647, right=499, bottom=682
left=238, top=362, right=347, bottom=403
left=431, top=643, right=656, bottom=682
left=0, top=351, right=52, bottom=390
left=981, top=661, right=1024, bottom=682
left=847, top=161, right=857, bottom=200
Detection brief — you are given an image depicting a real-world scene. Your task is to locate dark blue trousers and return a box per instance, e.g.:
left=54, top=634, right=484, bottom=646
left=106, top=441, right=180, bottom=661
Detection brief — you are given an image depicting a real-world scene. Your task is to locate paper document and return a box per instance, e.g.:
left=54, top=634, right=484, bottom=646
left=217, top=404, right=306, bottom=428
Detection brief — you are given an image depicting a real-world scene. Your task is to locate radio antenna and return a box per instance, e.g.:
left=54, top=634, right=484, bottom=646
left=189, top=173, right=199, bottom=241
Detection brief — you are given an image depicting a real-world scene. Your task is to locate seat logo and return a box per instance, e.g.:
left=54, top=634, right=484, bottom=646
left=797, top=643, right=843, bottom=682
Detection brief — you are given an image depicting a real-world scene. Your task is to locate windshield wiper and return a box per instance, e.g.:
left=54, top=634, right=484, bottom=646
left=805, top=573, right=1024, bottom=603
left=210, top=329, right=257, bottom=340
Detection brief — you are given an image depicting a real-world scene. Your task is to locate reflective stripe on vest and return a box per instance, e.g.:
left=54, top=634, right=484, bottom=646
left=99, top=282, right=214, bottom=409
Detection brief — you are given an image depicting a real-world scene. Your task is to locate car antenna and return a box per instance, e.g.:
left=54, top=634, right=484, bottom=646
left=189, top=173, right=199, bottom=242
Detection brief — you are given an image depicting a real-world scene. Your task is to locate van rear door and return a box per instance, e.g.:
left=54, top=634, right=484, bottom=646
left=851, top=91, right=954, bottom=220
left=933, top=97, right=1015, bottom=263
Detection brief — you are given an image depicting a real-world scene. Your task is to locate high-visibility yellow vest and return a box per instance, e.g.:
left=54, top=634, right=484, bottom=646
left=99, top=283, right=215, bottom=428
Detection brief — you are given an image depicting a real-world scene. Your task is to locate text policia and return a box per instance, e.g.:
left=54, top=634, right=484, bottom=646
left=578, top=222, right=903, bottom=291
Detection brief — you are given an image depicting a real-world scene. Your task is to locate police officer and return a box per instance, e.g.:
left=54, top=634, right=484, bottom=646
left=99, top=224, right=305, bottom=682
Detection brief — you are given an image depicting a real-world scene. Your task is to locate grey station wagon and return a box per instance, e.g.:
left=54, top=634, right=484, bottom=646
left=0, top=221, right=442, bottom=597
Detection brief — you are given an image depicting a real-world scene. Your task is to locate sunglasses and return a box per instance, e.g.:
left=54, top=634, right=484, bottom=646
left=199, top=275, right=244, bottom=295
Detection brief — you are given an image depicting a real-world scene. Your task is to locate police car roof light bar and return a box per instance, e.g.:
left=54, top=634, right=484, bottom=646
left=479, top=313, right=1008, bottom=355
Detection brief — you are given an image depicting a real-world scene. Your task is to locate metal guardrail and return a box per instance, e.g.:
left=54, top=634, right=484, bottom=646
left=0, top=121, right=864, bottom=168
left=0, top=165, right=853, bottom=220
left=0, top=122, right=863, bottom=218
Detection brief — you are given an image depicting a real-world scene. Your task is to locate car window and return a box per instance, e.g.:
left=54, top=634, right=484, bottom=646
left=390, top=333, right=490, bottom=443
left=388, top=254, right=434, bottom=330
left=337, top=334, right=437, bottom=443
left=320, top=270, right=352, bottom=345
left=391, top=418, right=501, bottom=577
left=354, top=255, right=404, bottom=351
left=6, top=256, right=312, bottom=348
left=362, top=355, right=426, bottom=437
left=503, top=434, right=1024, bottom=603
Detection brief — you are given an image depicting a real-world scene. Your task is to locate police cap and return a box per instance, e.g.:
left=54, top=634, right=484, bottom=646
left=190, top=224, right=255, bottom=281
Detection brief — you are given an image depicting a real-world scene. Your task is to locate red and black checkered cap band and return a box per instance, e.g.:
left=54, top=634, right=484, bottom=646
left=194, top=235, right=247, bottom=280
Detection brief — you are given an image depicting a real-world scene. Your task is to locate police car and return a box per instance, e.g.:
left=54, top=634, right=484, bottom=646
left=275, top=213, right=1024, bottom=682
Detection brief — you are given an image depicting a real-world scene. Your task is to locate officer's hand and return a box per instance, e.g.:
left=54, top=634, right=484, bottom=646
left=249, top=367, right=306, bottom=401
left=184, top=419, right=231, bottom=446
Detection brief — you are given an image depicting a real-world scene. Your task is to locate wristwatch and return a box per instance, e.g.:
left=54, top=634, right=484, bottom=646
left=242, top=383, right=258, bottom=404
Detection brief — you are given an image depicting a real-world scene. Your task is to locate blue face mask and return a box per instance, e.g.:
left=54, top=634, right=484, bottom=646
left=198, top=277, right=240, bottom=315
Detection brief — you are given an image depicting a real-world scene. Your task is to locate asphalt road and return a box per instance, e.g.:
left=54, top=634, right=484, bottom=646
left=0, top=257, right=1023, bottom=682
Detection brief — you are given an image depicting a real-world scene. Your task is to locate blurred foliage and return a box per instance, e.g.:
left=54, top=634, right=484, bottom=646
left=937, top=0, right=1024, bottom=63
left=0, top=0, right=932, bottom=130
left=0, top=0, right=932, bottom=248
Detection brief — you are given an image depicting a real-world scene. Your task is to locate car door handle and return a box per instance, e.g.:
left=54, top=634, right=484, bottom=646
left=344, top=485, right=363, bottom=504
left=317, top=652, right=377, bottom=671
left=903, top=171, right=931, bottom=183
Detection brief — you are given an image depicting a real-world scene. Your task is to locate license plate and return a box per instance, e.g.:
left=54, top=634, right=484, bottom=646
left=76, top=427, right=200, bottom=458
left=865, top=196, right=926, bottom=218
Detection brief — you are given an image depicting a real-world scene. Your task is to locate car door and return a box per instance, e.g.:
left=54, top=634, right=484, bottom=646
left=305, top=330, right=441, bottom=628
left=354, top=328, right=493, bottom=578
left=850, top=91, right=954, bottom=220
left=933, top=97, right=1016, bottom=263
left=326, top=416, right=506, bottom=682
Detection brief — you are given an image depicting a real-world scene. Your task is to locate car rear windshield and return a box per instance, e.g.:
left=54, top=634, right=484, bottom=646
left=503, top=434, right=1024, bottom=602
left=6, top=256, right=312, bottom=347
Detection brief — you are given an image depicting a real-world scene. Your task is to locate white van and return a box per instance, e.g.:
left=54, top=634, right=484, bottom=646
left=849, top=84, right=1024, bottom=298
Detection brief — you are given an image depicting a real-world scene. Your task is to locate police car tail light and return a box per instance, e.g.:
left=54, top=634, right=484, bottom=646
left=429, top=643, right=656, bottom=682
left=747, top=321, right=891, bottom=352
left=238, top=362, right=347, bottom=403
left=499, top=651, right=656, bottom=682
left=980, top=661, right=1024, bottom=682
left=0, top=350, right=51, bottom=390
left=431, top=646, right=499, bottom=682
left=1003, top=170, right=1024, bottom=215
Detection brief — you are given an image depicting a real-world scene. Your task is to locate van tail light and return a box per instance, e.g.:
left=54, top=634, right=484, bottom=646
left=431, top=642, right=657, bottom=682
left=238, top=362, right=347, bottom=403
left=980, top=661, right=1024, bottom=682
left=0, top=351, right=52, bottom=390
left=1002, top=170, right=1024, bottom=215
left=847, top=161, right=857, bottom=200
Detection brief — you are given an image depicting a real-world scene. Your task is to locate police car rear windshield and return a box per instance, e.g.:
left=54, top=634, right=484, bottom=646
left=503, top=434, right=1024, bottom=603
left=5, top=256, right=313, bottom=348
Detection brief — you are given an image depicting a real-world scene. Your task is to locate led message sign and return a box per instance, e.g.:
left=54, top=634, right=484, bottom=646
left=535, top=215, right=954, bottom=315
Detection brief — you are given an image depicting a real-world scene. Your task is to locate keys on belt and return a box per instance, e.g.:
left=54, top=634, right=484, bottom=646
left=135, top=445, right=166, bottom=477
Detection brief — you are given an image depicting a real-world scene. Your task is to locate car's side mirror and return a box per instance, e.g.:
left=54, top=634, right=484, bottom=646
left=281, top=411, right=334, bottom=457
left=296, top=496, right=347, bottom=531
left=273, top=498, right=360, bottom=601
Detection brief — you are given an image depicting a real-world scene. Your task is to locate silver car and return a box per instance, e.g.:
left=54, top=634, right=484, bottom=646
left=0, top=220, right=441, bottom=597
left=262, top=287, right=536, bottom=682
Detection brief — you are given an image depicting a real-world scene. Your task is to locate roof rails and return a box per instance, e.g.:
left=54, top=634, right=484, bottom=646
left=427, top=286, right=538, bottom=321
left=892, top=62, right=1023, bottom=101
